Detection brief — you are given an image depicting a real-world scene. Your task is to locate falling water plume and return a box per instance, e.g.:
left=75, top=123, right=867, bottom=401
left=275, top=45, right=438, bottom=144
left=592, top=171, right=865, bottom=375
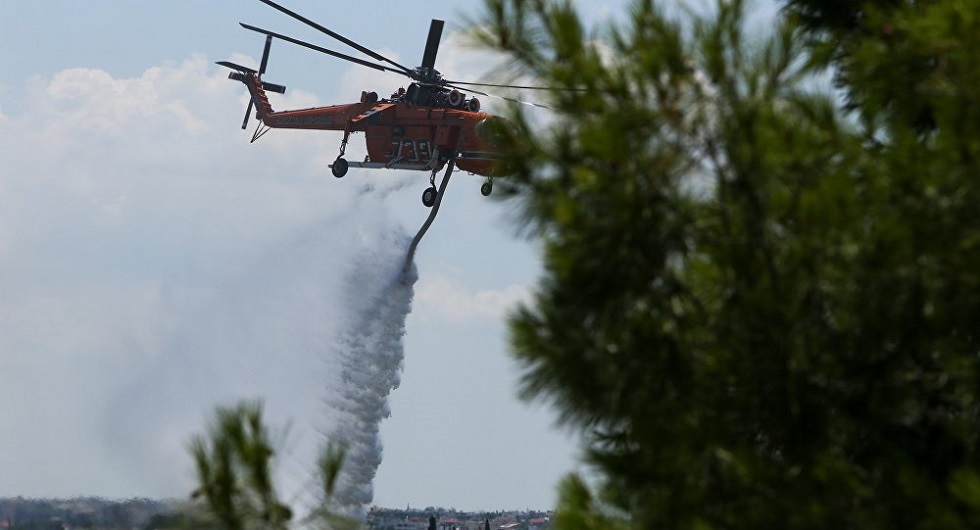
left=319, top=164, right=453, bottom=517
left=321, top=230, right=418, bottom=517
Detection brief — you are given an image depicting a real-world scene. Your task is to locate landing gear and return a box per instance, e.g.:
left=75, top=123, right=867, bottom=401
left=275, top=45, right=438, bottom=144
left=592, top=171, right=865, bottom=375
left=422, top=186, right=438, bottom=207
left=331, top=127, right=351, bottom=178
left=480, top=179, right=493, bottom=197
left=422, top=158, right=456, bottom=208
left=422, top=162, right=445, bottom=208
left=404, top=158, right=457, bottom=272
left=331, top=157, right=348, bottom=178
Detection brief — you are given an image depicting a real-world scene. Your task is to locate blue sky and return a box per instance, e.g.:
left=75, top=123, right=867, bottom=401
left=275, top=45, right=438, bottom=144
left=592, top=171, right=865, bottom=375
left=0, top=0, right=782, bottom=514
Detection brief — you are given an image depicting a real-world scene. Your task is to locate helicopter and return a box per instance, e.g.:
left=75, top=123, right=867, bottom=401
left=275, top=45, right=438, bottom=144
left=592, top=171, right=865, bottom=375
left=217, top=0, right=539, bottom=207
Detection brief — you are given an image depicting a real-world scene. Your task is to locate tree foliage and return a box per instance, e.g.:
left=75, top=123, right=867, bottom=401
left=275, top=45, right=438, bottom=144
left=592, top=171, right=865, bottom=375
left=188, top=401, right=353, bottom=530
left=477, top=0, right=980, bottom=527
left=189, top=401, right=293, bottom=530
left=785, top=0, right=980, bottom=134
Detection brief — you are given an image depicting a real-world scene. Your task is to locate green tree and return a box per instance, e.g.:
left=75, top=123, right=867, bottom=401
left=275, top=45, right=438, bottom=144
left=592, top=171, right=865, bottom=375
left=784, top=0, right=980, bottom=135
left=188, top=401, right=353, bottom=530
left=477, top=0, right=980, bottom=527
left=189, top=401, right=292, bottom=530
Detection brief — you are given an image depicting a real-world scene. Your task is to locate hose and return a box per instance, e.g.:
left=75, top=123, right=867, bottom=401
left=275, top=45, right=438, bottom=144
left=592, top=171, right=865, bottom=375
left=401, top=161, right=454, bottom=278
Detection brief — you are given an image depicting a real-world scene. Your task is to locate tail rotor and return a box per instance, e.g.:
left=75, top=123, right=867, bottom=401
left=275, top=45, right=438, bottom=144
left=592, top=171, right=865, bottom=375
left=239, top=35, right=273, bottom=129
left=239, top=35, right=272, bottom=129
left=216, top=34, right=286, bottom=130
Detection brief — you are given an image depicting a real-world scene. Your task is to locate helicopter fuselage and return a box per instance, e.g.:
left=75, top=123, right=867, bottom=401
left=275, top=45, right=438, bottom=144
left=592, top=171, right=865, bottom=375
left=247, top=77, right=500, bottom=177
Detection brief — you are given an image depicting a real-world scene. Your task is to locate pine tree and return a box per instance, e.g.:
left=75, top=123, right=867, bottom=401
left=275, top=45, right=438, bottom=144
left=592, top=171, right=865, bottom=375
left=477, top=0, right=980, bottom=527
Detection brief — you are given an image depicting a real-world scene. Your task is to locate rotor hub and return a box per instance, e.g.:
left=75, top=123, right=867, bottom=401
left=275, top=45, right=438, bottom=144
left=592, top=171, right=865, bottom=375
left=413, top=67, right=443, bottom=85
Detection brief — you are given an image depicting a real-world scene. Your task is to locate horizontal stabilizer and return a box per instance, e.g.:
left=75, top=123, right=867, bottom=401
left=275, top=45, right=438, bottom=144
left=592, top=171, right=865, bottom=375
left=226, top=71, right=287, bottom=94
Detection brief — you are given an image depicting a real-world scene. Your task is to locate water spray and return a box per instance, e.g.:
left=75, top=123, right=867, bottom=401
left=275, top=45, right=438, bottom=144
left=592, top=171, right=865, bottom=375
left=322, top=161, right=454, bottom=516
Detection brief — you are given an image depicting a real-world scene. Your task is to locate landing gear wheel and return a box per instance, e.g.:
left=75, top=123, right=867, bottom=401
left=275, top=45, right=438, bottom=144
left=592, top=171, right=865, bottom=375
left=422, top=186, right=438, bottom=208
left=331, top=157, right=349, bottom=178
left=480, top=180, right=493, bottom=197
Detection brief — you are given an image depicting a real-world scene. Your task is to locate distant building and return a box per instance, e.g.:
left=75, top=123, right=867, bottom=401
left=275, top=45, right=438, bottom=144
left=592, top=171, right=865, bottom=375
left=372, top=516, right=426, bottom=530
left=439, top=517, right=468, bottom=530
left=528, top=517, right=550, bottom=530
left=395, top=521, right=426, bottom=530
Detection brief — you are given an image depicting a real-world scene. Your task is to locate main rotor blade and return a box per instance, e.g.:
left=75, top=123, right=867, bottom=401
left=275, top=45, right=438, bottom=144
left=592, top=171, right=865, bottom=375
left=444, top=82, right=552, bottom=109
left=445, top=79, right=583, bottom=91
left=240, top=23, right=406, bottom=75
left=420, top=19, right=444, bottom=70
left=255, top=0, right=413, bottom=74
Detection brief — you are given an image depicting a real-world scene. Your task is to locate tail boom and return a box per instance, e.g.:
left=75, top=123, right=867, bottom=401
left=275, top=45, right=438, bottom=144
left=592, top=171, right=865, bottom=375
left=240, top=73, right=276, bottom=121
left=259, top=100, right=380, bottom=131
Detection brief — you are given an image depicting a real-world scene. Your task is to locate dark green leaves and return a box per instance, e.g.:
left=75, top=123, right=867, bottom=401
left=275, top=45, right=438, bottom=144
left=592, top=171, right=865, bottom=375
left=480, top=0, right=980, bottom=527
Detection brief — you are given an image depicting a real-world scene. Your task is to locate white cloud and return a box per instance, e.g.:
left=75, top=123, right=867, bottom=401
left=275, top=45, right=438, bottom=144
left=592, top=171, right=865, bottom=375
left=0, top=34, right=574, bottom=509
left=336, top=47, right=407, bottom=104
left=0, top=55, right=406, bottom=499
left=415, top=273, right=532, bottom=323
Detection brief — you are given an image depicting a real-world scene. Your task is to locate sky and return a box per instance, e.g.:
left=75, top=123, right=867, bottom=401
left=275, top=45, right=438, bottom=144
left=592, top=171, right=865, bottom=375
left=0, top=0, right=641, bottom=513
left=0, top=0, right=784, bottom=514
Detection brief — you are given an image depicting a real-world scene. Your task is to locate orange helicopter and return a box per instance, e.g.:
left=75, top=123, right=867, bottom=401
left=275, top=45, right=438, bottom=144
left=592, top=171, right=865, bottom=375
left=218, top=0, right=541, bottom=207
